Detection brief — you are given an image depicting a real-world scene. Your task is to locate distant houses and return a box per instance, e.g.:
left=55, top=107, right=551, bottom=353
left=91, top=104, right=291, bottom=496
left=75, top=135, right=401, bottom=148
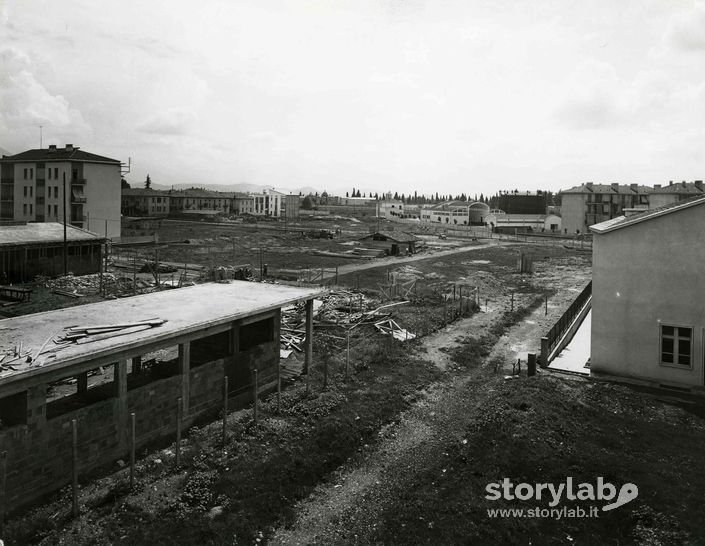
left=121, top=187, right=298, bottom=219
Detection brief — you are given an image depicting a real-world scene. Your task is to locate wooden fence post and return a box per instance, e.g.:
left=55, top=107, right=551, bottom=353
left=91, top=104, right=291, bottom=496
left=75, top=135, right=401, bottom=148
left=277, top=361, right=281, bottom=414
left=175, top=397, right=182, bottom=468
left=223, top=376, right=229, bottom=447
left=253, top=369, right=259, bottom=425
left=130, top=412, right=136, bottom=489
left=346, top=330, right=350, bottom=379
left=0, top=451, right=6, bottom=536
left=72, top=419, right=79, bottom=517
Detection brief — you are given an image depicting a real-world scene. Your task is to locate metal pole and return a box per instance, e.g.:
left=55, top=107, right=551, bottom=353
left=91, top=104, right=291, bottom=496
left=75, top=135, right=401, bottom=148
left=63, top=174, right=68, bottom=276
left=176, top=397, right=182, bottom=468
left=346, top=330, right=350, bottom=379
left=277, top=361, right=281, bottom=413
left=0, top=451, right=6, bottom=537
left=72, top=419, right=78, bottom=517
left=130, top=412, right=136, bottom=489
left=253, top=369, right=259, bottom=425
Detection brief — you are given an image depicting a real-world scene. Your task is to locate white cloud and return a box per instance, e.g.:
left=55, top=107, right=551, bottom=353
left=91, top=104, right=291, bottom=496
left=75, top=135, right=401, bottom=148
left=137, top=109, right=197, bottom=136
left=0, top=47, right=90, bottom=147
left=664, top=2, right=705, bottom=51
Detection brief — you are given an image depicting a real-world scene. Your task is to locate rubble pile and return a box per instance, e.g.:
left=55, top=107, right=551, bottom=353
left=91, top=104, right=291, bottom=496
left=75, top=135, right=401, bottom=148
left=37, top=273, right=119, bottom=292
left=278, top=290, right=416, bottom=361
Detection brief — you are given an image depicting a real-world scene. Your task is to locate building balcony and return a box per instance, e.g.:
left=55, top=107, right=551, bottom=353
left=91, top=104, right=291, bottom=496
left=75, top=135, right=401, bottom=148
left=71, top=196, right=87, bottom=204
left=71, top=178, right=87, bottom=185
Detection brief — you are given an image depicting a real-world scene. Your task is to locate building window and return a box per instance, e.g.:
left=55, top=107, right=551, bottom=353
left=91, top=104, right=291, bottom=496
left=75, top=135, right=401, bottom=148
left=23, top=186, right=27, bottom=197
left=48, top=168, right=52, bottom=180
left=54, top=204, right=59, bottom=216
left=23, top=168, right=28, bottom=179
left=54, top=167, right=59, bottom=179
left=30, top=186, right=33, bottom=197
left=30, top=168, right=33, bottom=179
left=23, top=204, right=27, bottom=215
left=29, top=204, right=33, bottom=215
left=660, top=325, right=692, bottom=367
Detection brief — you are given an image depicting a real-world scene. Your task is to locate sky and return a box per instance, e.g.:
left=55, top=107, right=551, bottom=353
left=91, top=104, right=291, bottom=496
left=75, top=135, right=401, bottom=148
left=2, top=0, right=705, bottom=198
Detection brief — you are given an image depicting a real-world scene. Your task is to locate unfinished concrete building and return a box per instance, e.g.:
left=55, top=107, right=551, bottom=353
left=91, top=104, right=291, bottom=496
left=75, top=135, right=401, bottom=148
left=0, top=282, right=320, bottom=511
left=0, top=223, right=105, bottom=283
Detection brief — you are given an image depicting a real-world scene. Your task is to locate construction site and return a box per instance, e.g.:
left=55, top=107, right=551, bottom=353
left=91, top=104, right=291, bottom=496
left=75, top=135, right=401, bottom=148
left=1, top=215, right=704, bottom=545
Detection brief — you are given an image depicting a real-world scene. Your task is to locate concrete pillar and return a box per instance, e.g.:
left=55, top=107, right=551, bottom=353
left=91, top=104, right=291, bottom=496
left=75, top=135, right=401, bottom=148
left=304, top=299, right=314, bottom=375
left=27, top=385, right=46, bottom=429
left=178, top=342, right=191, bottom=415
left=77, top=372, right=88, bottom=395
left=540, top=337, right=549, bottom=368
left=113, top=360, right=128, bottom=450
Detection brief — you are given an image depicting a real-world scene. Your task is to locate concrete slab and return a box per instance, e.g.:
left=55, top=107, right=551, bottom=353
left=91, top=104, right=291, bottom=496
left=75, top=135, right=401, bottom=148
left=0, top=281, right=322, bottom=386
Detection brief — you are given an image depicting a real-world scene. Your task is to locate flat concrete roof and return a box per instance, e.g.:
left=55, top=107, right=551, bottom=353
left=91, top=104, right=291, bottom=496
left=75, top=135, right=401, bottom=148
left=0, top=281, right=321, bottom=389
left=0, top=223, right=105, bottom=246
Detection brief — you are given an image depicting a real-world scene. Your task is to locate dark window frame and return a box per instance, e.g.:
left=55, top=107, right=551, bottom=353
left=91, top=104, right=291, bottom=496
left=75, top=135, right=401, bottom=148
left=660, top=324, right=693, bottom=368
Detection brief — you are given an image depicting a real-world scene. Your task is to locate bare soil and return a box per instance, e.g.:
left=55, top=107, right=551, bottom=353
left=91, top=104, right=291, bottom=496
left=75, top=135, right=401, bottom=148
left=5, top=222, right=703, bottom=545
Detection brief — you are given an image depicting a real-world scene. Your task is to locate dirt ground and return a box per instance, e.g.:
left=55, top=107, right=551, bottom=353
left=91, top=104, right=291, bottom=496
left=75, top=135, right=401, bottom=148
left=5, top=222, right=704, bottom=545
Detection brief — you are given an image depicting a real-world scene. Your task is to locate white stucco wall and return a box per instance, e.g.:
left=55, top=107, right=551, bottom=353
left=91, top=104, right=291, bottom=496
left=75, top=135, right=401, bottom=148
left=591, top=203, right=705, bottom=387
left=560, top=193, right=587, bottom=234
left=83, top=162, right=121, bottom=238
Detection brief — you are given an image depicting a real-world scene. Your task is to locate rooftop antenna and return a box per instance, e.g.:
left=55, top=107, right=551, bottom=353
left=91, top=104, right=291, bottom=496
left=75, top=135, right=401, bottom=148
left=39, top=125, right=43, bottom=148
left=120, top=157, right=131, bottom=177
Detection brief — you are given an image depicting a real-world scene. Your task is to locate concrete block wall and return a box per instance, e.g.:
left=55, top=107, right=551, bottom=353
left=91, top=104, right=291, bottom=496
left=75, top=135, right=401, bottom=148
left=0, top=308, right=290, bottom=513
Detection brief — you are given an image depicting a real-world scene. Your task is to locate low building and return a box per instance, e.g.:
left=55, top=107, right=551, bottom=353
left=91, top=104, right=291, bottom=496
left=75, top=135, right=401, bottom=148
left=168, top=188, right=234, bottom=214
left=121, top=188, right=171, bottom=217
left=377, top=200, right=405, bottom=220
left=0, top=281, right=320, bottom=511
left=485, top=211, right=562, bottom=233
left=589, top=195, right=705, bottom=390
left=420, top=201, right=489, bottom=225
left=360, top=230, right=420, bottom=255
left=494, top=192, right=549, bottom=215
left=0, top=222, right=105, bottom=283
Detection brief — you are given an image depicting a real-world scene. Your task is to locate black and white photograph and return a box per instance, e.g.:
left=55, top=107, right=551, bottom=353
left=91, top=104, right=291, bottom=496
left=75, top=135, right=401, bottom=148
left=1, top=1, right=704, bottom=544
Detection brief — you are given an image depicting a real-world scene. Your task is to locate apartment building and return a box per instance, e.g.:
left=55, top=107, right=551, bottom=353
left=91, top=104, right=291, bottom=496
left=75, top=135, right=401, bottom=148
left=122, top=188, right=171, bottom=216
left=649, top=180, right=704, bottom=209
left=561, top=183, right=651, bottom=234
left=0, top=144, right=122, bottom=238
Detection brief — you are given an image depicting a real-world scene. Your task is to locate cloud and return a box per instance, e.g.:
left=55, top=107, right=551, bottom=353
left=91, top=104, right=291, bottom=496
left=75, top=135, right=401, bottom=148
left=553, top=59, right=625, bottom=129
left=0, top=47, right=90, bottom=146
left=137, top=109, right=197, bottom=135
left=664, top=2, right=705, bottom=51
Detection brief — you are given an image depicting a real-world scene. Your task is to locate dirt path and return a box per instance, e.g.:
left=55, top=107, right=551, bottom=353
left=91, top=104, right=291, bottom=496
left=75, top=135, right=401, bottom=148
left=327, top=240, right=509, bottom=279
left=269, top=275, right=581, bottom=545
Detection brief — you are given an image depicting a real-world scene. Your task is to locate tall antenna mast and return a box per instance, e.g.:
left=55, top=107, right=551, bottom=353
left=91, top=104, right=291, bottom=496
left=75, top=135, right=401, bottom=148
left=39, top=125, right=43, bottom=148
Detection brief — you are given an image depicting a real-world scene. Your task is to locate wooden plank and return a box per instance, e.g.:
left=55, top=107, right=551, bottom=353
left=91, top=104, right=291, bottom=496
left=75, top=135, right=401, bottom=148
left=75, top=325, right=152, bottom=344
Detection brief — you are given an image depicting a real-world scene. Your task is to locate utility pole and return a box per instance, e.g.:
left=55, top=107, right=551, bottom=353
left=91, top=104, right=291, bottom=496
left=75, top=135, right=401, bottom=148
left=63, top=173, right=67, bottom=276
